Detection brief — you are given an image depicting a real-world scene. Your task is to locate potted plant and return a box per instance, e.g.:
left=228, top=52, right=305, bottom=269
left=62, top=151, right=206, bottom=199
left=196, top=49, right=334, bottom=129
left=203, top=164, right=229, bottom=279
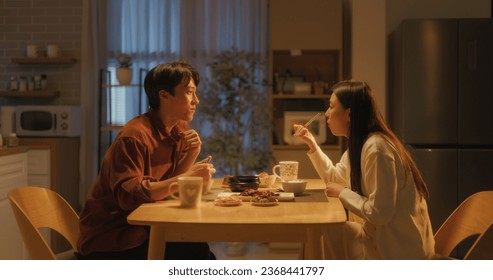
left=116, top=53, right=132, bottom=85
left=197, top=48, right=272, bottom=176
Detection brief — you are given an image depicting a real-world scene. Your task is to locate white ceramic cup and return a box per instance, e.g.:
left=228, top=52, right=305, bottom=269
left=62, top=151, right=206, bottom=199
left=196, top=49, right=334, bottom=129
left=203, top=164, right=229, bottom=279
left=272, top=161, right=299, bottom=181
left=202, top=178, right=214, bottom=195
left=47, top=44, right=59, bottom=58
left=168, top=176, right=203, bottom=208
left=26, top=45, right=38, bottom=58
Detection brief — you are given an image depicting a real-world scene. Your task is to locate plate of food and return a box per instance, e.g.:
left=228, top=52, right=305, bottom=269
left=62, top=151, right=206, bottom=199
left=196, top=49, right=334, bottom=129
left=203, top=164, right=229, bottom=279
left=251, top=193, right=278, bottom=207
left=214, top=197, right=242, bottom=207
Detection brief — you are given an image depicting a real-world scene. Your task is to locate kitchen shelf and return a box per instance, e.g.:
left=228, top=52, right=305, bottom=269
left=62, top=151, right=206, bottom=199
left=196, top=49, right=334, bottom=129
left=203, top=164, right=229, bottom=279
left=98, top=68, right=148, bottom=167
left=100, top=125, right=124, bottom=132
left=101, top=84, right=141, bottom=88
left=272, top=94, right=330, bottom=99
left=11, top=57, right=77, bottom=64
left=0, top=90, right=59, bottom=98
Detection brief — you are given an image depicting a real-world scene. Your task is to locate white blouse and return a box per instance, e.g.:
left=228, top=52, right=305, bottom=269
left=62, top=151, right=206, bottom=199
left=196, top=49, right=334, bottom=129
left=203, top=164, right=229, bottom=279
left=308, top=133, right=435, bottom=259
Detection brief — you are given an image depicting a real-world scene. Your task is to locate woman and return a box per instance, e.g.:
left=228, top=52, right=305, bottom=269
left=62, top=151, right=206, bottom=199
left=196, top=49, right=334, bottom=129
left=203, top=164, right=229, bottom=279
left=293, top=80, right=435, bottom=259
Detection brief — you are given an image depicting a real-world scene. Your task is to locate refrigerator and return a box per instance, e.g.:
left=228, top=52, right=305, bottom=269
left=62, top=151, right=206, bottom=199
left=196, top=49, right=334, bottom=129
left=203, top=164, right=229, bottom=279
left=389, top=19, right=493, bottom=257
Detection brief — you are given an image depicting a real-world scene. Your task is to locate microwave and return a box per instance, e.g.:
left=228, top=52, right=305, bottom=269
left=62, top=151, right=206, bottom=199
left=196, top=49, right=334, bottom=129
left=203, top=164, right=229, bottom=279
left=15, top=105, right=82, bottom=137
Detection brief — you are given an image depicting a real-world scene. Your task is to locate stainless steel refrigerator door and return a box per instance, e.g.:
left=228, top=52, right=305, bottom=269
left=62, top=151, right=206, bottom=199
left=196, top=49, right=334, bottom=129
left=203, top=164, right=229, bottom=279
left=408, top=146, right=458, bottom=232
left=458, top=19, right=493, bottom=145
left=458, top=149, right=493, bottom=202
left=399, top=19, right=458, bottom=145
left=457, top=149, right=493, bottom=258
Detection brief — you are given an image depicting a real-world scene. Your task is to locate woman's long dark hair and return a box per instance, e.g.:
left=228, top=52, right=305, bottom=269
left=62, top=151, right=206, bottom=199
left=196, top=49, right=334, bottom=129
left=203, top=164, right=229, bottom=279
left=333, top=80, right=429, bottom=198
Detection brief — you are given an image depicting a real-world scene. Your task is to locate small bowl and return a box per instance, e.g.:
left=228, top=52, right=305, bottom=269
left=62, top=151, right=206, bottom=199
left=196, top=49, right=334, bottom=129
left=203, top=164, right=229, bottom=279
left=281, top=179, right=307, bottom=195
left=226, top=175, right=260, bottom=192
left=258, top=174, right=277, bottom=188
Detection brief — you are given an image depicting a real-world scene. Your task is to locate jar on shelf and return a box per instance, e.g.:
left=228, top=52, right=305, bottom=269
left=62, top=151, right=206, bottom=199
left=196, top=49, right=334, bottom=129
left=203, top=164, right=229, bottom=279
left=19, top=76, right=27, bottom=92
left=10, top=76, right=18, bottom=91
left=28, top=76, right=35, bottom=91
left=34, top=75, right=42, bottom=90
left=41, top=74, right=48, bottom=90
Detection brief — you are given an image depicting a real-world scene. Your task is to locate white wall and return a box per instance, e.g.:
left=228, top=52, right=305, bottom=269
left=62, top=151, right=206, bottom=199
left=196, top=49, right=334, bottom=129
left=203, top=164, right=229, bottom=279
left=350, top=0, right=491, bottom=119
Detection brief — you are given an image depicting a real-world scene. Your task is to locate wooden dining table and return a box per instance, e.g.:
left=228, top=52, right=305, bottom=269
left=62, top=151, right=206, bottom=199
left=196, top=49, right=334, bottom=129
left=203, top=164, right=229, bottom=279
left=127, top=178, right=347, bottom=260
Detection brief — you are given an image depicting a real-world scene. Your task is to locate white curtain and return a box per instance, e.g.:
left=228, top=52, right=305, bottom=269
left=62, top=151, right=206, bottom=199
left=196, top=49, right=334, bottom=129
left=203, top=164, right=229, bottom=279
left=80, top=0, right=269, bottom=202
left=106, top=0, right=269, bottom=111
left=80, top=0, right=108, bottom=206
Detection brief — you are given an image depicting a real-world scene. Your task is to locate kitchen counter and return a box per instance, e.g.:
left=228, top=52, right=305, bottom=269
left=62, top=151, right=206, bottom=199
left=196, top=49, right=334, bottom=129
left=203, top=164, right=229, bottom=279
left=0, top=146, right=29, bottom=157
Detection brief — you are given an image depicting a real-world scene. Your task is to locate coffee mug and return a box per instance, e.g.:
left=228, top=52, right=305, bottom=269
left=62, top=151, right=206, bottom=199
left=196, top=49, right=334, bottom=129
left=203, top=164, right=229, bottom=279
left=26, top=45, right=38, bottom=58
left=272, top=161, right=299, bottom=181
left=47, top=44, right=59, bottom=58
left=203, top=178, right=214, bottom=195
left=168, top=176, right=203, bottom=208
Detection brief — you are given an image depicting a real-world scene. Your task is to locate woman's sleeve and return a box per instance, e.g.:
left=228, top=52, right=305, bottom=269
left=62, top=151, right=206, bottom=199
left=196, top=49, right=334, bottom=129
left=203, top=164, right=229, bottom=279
left=108, top=137, right=155, bottom=211
left=338, top=142, right=399, bottom=225
left=307, top=146, right=349, bottom=186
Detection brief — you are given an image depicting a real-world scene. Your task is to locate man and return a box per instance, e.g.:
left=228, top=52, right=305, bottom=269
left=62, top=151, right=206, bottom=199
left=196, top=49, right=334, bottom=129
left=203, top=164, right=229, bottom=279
left=77, top=61, right=216, bottom=259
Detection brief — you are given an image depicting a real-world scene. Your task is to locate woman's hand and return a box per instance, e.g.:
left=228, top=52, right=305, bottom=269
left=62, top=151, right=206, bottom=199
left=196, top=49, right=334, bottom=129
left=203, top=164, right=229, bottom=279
left=292, top=124, right=318, bottom=152
left=325, top=182, right=345, bottom=197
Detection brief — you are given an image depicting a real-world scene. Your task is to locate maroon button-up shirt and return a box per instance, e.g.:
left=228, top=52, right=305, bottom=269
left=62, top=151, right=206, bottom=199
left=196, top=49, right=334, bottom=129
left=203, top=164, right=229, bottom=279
left=77, top=110, right=190, bottom=255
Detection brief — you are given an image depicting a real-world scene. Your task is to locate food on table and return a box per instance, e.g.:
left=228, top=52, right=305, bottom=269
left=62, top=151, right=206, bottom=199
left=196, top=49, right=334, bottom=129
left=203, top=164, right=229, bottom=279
left=251, top=193, right=278, bottom=203
left=239, top=189, right=277, bottom=197
left=215, top=197, right=242, bottom=206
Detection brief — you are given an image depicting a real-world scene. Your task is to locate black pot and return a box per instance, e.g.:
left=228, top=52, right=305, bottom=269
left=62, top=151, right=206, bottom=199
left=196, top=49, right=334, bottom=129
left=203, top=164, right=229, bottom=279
left=226, top=175, right=260, bottom=192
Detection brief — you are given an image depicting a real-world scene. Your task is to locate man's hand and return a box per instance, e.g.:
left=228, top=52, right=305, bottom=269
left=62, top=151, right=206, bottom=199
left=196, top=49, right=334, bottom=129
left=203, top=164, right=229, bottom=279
left=183, top=129, right=201, bottom=148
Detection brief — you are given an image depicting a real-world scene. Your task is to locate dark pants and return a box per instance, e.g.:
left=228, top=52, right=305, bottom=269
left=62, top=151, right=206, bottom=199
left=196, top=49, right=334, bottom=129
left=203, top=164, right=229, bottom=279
left=75, top=241, right=216, bottom=260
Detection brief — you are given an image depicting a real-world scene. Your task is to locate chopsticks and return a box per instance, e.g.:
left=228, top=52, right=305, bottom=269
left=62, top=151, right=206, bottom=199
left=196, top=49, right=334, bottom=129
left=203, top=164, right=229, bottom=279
left=294, top=112, right=322, bottom=136
left=302, top=112, right=322, bottom=128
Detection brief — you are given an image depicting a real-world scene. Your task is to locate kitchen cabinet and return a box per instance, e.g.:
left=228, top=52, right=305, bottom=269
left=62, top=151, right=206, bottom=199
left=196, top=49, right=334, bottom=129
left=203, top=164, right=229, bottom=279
left=26, top=148, right=51, bottom=187
left=0, top=151, right=29, bottom=260
left=269, top=0, right=344, bottom=178
left=18, top=138, right=80, bottom=211
left=98, top=68, right=147, bottom=166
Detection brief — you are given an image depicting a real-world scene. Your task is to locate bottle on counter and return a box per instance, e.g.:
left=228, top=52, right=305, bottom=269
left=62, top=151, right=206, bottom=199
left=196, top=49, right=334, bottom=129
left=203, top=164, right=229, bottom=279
left=10, top=76, right=18, bottom=91
left=8, top=133, right=19, bottom=147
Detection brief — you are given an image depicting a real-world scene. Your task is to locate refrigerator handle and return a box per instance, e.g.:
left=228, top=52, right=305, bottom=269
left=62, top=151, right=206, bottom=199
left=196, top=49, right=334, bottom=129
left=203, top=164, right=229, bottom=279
left=467, top=40, right=477, bottom=71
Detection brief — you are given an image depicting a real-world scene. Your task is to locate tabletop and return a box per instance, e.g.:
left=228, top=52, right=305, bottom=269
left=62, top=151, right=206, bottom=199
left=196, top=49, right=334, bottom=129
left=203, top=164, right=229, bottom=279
left=127, top=178, right=347, bottom=259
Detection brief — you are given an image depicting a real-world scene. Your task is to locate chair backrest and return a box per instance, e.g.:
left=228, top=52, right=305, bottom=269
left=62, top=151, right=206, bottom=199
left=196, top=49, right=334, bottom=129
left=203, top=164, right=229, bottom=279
left=465, top=223, right=493, bottom=259
left=8, top=186, right=80, bottom=260
left=434, top=191, right=493, bottom=259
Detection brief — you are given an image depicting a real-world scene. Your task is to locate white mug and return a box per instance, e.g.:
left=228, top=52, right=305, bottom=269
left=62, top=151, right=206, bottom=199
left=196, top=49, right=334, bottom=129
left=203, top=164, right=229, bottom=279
left=168, top=176, right=203, bottom=208
left=26, top=45, right=38, bottom=58
left=203, top=178, right=214, bottom=195
left=272, top=161, right=299, bottom=181
left=47, top=44, right=59, bottom=58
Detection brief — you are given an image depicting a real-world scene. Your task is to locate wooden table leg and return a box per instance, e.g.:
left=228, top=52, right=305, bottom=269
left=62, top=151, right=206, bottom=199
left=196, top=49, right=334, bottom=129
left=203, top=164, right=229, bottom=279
left=147, top=226, right=166, bottom=260
left=304, top=227, right=324, bottom=260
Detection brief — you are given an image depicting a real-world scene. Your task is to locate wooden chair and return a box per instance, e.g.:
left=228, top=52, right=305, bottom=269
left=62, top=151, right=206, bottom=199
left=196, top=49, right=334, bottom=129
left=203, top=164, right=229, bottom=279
left=434, top=191, right=493, bottom=259
left=8, top=186, right=80, bottom=260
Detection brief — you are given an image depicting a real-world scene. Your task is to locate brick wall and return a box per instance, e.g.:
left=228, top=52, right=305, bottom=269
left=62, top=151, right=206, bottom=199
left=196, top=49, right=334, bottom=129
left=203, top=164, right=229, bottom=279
left=0, top=0, right=82, bottom=106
